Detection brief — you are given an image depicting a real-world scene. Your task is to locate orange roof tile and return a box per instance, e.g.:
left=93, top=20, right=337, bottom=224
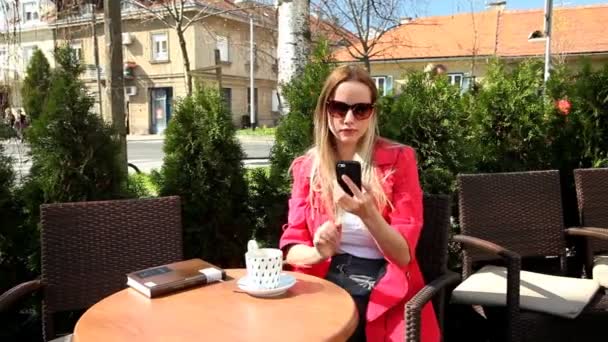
left=497, top=5, right=608, bottom=56
left=310, top=15, right=358, bottom=46
left=333, top=4, right=608, bottom=62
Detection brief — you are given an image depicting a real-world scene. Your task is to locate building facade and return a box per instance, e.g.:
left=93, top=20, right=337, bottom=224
left=53, top=1, right=279, bottom=135
left=0, top=0, right=56, bottom=114
left=334, top=3, right=608, bottom=95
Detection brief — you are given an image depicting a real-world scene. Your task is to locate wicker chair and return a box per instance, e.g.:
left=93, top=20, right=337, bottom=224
left=574, top=168, right=608, bottom=278
left=405, top=194, right=461, bottom=342
left=455, top=170, right=608, bottom=342
left=0, top=196, right=183, bottom=342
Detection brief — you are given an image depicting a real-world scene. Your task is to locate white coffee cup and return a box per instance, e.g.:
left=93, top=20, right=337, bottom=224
left=245, top=248, right=283, bottom=290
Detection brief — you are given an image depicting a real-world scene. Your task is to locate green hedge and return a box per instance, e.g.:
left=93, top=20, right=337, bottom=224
left=155, top=86, right=251, bottom=267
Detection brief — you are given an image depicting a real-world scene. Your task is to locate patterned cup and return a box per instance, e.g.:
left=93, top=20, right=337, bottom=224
left=245, top=248, right=283, bottom=290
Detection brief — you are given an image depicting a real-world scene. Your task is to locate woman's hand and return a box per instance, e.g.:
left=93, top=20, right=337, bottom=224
left=335, top=175, right=378, bottom=220
left=313, top=220, right=342, bottom=259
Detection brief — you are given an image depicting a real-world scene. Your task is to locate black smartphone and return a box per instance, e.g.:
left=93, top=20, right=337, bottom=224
left=336, top=160, right=362, bottom=196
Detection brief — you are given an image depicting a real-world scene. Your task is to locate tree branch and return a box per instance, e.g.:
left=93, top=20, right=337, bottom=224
left=129, top=0, right=175, bottom=28
left=178, top=0, right=186, bottom=23
left=182, top=2, right=263, bottom=31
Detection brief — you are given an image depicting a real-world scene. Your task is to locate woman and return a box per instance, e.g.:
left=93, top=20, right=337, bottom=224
left=279, top=65, right=440, bottom=341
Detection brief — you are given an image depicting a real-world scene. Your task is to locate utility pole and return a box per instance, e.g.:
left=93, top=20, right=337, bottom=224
left=543, top=0, right=553, bottom=83
left=104, top=0, right=128, bottom=178
left=91, top=3, right=103, bottom=117
left=249, top=14, right=256, bottom=130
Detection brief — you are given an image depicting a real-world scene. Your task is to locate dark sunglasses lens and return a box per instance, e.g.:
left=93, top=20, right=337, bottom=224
left=328, top=101, right=349, bottom=117
left=352, top=104, right=373, bottom=119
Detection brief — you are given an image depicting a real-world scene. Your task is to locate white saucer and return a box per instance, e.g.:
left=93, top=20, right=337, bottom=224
left=237, top=273, right=297, bottom=297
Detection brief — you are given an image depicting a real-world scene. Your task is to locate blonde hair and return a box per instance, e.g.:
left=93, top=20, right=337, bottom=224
left=306, top=65, right=389, bottom=219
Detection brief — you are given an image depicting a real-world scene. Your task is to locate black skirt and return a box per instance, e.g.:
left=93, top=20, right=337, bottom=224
left=325, top=253, right=387, bottom=342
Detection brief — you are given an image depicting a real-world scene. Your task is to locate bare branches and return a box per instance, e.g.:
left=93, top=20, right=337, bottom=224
left=129, top=1, right=175, bottom=28
left=182, top=2, right=264, bottom=31
left=312, top=0, right=412, bottom=69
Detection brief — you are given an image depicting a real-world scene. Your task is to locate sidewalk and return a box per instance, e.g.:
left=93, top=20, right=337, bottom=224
left=127, top=134, right=164, bottom=142
left=127, top=134, right=274, bottom=144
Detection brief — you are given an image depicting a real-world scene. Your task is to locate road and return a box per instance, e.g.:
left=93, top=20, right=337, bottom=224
left=2, top=136, right=274, bottom=179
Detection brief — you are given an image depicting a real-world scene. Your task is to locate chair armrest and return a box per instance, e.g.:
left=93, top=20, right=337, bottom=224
left=0, top=279, right=42, bottom=313
left=566, top=227, right=608, bottom=241
left=405, top=271, right=461, bottom=342
left=452, top=234, right=520, bottom=260
left=452, top=234, right=521, bottom=342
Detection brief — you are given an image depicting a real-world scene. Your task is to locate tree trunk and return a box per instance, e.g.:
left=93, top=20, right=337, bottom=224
left=363, top=55, right=371, bottom=73
left=104, top=0, right=128, bottom=179
left=91, top=8, right=103, bottom=118
left=176, top=28, right=193, bottom=96
left=277, top=0, right=310, bottom=115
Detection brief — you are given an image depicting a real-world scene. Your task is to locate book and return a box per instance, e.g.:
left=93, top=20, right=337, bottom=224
left=126, top=258, right=227, bottom=298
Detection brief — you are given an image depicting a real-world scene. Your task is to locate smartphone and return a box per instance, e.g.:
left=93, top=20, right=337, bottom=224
left=336, top=160, right=362, bottom=196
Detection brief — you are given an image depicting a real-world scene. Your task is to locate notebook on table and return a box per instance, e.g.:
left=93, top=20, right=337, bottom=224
left=126, top=258, right=227, bottom=298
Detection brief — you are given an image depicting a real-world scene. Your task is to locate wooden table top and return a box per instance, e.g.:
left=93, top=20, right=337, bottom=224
left=72, top=269, right=358, bottom=342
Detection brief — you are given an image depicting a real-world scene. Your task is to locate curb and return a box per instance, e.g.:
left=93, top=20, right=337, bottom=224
left=126, top=135, right=164, bottom=142
left=127, top=135, right=275, bottom=144
left=236, top=135, right=275, bottom=143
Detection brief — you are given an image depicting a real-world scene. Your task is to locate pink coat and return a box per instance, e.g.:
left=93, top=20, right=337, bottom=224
left=279, top=139, right=440, bottom=342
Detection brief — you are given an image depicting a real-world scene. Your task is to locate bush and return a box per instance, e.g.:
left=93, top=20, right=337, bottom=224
left=26, top=45, right=125, bottom=203
left=246, top=167, right=288, bottom=247
left=126, top=173, right=158, bottom=198
left=270, top=39, right=335, bottom=184
left=157, top=86, right=251, bottom=267
left=378, top=71, right=475, bottom=194
left=546, top=61, right=608, bottom=169
left=468, top=59, right=550, bottom=172
left=22, top=45, right=126, bottom=273
left=0, top=121, right=16, bottom=140
left=21, top=49, right=51, bottom=122
left=0, top=144, right=29, bottom=292
left=252, top=39, right=334, bottom=247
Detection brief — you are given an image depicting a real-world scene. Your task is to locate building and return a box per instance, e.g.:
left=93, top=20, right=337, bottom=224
left=333, top=2, right=608, bottom=94
left=0, top=0, right=56, bottom=114
left=52, top=1, right=278, bottom=135
left=2, top=0, right=355, bottom=134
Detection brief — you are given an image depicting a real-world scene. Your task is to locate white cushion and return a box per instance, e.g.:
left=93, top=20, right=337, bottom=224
left=593, top=255, right=608, bottom=288
left=451, top=265, right=600, bottom=319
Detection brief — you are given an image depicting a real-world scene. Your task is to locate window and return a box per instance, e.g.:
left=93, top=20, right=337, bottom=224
left=447, top=73, right=464, bottom=88
left=221, top=88, right=232, bottom=112
left=528, top=30, right=545, bottom=41
left=22, top=2, right=38, bottom=22
left=23, top=45, right=37, bottom=66
left=151, top=33, right=168, bottom=61
left=70, top=42, right=83, bottom=61
left=216, top=35, right=229, bottom=62
left=372, top=76, right=394, bottom=96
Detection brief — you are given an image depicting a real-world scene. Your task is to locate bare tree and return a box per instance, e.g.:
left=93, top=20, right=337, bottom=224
left=313, top=0, right=411, bottom=72
left=126, top=0, right=267, bottom=95
left=277, top=0, right=310, bottom=114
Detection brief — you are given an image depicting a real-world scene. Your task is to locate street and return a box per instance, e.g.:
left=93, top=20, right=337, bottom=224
left=2, top=136, right=274, bottom=179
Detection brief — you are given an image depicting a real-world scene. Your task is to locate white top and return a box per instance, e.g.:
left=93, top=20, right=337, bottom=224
left=338, top=212, right=384, bottom=259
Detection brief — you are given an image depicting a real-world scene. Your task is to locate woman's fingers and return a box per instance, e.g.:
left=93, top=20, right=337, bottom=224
left=318, top=223, right=341, bottom=248
left=341, top=175, right=364, bottom=198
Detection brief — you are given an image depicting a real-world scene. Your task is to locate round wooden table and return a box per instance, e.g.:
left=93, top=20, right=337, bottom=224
left=72, top=269, right=358, bottom=342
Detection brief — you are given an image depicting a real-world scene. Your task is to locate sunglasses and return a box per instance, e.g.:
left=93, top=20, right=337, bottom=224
left=326, top=100, right=374, bottom=120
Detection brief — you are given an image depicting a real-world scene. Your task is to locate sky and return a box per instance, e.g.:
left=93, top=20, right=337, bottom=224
left=410, top=0, right=608, bottom=17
